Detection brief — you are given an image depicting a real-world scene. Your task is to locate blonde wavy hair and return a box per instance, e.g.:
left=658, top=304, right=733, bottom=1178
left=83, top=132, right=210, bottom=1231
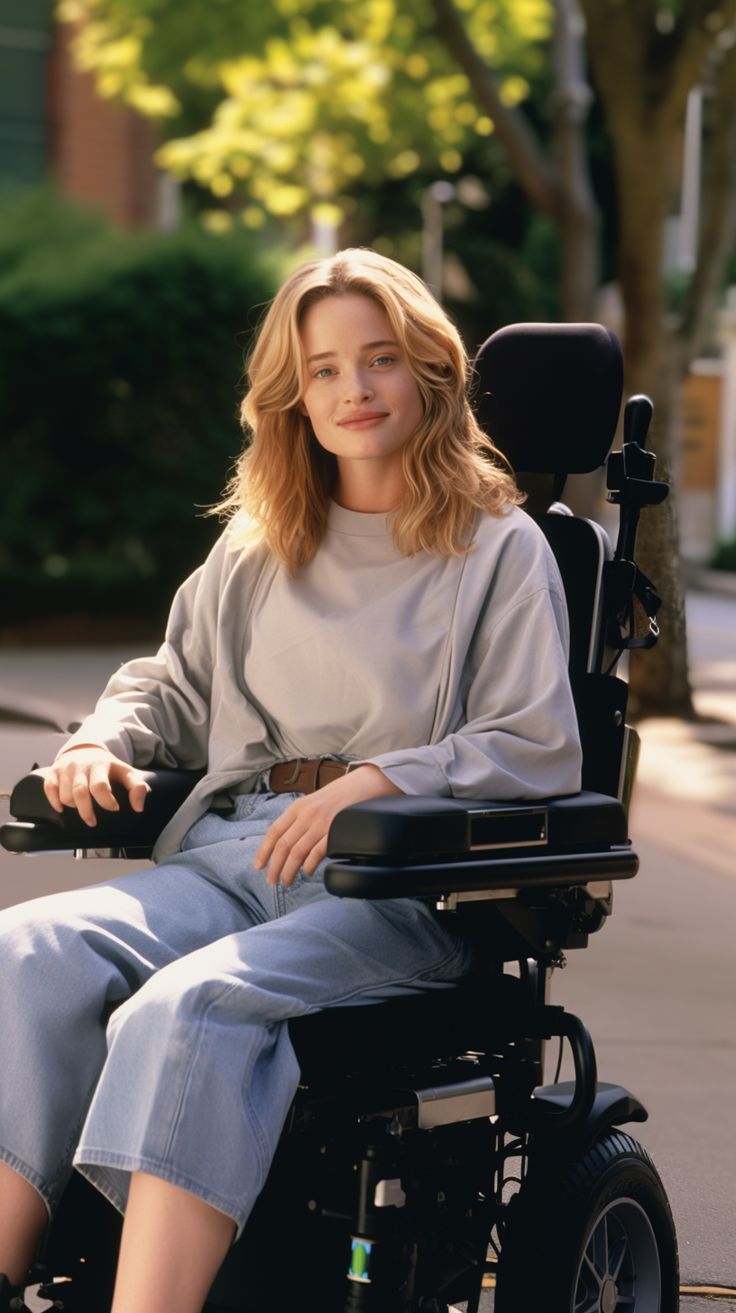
left=213, top=247, right=522, bottom=569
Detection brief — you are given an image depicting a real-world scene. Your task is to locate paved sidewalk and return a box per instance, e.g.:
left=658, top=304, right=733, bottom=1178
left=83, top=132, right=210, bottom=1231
left=634, top=589, right=736, bottom=861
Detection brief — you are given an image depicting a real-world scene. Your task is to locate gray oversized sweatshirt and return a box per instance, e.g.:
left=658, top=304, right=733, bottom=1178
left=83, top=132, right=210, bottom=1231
left=60, top=502, right=582, bottom=859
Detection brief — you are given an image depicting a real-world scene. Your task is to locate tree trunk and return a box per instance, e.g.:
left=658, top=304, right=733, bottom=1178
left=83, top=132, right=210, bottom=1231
left=609, top=121, right=695, bottom=716
left=580, top=0, right=699, bottom=717
left=619, top=37, right=736, bottom=716
left=627, top=375, right=694, bottom=718
left=551, top=0, right=600, bottom=322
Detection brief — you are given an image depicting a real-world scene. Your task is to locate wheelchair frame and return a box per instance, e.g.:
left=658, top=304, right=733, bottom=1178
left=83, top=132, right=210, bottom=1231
left=1, top=324, right=678, bottom=1313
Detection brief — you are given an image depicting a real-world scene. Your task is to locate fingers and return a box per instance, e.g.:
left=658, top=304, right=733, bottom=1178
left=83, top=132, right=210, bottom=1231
left=254, top=798, right=330, bottom=887
left=42, top=764, right=102, bottom=827
left=255, top=816, right=305, bottom=887
left=42, top=753, right=150, bottom=828
left=61, top=768, right=100, bottom=828
left=253, top=819, right=283, bottom=874
left=253, top=774, right=378, bottom=886
left=300, top=835, right=328, bottom=877
left=124, top=771, right=151, bottom=814
left=41, top=769, right=65, bottom=815
left=267, top=827, right=327, bottom=887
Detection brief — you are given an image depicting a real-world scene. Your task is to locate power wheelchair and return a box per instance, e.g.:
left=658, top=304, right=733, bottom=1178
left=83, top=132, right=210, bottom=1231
left=1, top=323, right=678, bottom=1313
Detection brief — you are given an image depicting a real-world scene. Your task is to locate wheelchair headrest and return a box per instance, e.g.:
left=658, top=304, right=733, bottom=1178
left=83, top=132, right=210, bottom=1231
left=472, top=323, right=623, bottom=474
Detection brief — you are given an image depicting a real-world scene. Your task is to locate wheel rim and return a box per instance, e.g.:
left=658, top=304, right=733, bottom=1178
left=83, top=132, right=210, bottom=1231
left=573, top=1197, right=662, bottom=1313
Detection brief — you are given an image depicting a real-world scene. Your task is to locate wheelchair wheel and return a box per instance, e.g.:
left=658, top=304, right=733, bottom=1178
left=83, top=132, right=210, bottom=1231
left=494, top=1129, right=679, bottom=1313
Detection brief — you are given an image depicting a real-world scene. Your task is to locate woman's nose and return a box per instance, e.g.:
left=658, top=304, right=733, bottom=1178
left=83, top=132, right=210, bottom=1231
left=344, top=369, right=373, bottom=402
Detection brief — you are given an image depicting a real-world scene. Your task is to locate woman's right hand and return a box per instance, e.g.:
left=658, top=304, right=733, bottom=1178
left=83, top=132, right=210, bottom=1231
left=41, top=747, right=151, bottom=828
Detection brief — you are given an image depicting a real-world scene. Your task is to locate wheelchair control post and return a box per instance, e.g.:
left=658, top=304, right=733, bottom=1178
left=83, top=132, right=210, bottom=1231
left=605, top=393, right=669, bottom=653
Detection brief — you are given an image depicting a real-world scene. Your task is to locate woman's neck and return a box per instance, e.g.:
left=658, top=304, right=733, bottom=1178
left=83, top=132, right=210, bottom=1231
left=333, top=459, right=405, bottom=513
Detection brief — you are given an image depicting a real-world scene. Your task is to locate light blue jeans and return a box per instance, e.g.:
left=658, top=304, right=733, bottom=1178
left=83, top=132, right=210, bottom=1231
left=0, top=792, right=472, bottom=1239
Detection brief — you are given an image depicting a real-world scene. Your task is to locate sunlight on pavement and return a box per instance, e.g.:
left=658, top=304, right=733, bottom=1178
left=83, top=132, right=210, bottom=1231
left=636, top=690, right=736, bottom=816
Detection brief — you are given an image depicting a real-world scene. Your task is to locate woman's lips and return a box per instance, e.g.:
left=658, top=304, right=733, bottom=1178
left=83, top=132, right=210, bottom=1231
left=337, top=412, right=389, bottom=429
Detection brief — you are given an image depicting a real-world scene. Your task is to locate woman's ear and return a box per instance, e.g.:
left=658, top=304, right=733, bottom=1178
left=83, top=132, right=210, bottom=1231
left=298, top=400, right=309, bottom=417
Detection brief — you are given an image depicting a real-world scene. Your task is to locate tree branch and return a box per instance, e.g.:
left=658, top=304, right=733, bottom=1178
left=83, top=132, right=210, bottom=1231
left=583, top=0, right=736, bottom=131
left=657, top=0, right=736, bottom=129
left=429, top=0, right=561, bottom=217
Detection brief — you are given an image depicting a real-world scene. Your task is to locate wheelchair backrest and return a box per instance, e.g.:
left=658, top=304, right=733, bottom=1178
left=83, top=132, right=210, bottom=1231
left=472, top=324, right=634, bottom=801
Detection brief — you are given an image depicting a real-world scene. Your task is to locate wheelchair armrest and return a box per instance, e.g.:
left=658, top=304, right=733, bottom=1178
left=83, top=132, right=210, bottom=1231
left=327, top=792, right=628, bottom=861
left=1, top=768, right=204, bottom=854
left=324, top=792, right=637, bottom=899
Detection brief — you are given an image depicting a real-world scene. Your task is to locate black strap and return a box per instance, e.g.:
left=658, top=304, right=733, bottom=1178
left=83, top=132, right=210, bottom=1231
left=606, top=559, right=662, bottom=652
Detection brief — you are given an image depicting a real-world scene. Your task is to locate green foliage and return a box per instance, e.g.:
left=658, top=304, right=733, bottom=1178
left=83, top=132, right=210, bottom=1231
left=0, top=189, right=280, bottom=626
left=56, top=0, right=552, bottom=229
left=710, top=537, right=736, bottom=572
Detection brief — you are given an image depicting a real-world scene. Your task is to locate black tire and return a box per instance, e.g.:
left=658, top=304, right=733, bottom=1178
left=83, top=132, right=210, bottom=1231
left=494, top=1130, right=679, bottom=1313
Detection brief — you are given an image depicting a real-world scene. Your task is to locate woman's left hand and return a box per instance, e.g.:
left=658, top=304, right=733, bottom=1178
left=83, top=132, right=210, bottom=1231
left=254, top=765, right=402, bottom=886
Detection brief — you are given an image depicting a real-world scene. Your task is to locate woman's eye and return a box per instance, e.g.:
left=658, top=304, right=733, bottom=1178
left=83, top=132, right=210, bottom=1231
left=372, top=355, right=395, bottom=367
left=314, top=367, right=334, bottom=379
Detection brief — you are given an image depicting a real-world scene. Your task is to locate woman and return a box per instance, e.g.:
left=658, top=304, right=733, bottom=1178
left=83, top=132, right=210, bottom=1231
left=0, top=249, right=582, bottom=1313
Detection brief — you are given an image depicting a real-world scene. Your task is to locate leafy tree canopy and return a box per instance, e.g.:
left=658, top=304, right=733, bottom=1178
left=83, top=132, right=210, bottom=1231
left=57, top=0, right=551, bottom=228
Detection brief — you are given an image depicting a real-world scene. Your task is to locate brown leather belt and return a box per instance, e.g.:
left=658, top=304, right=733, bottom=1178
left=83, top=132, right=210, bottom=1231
left=269, top=757, right=351, bottom=794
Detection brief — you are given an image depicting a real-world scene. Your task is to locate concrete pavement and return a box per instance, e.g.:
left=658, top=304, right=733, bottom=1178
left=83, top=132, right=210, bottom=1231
left=636, top=590, right=736, bottom=822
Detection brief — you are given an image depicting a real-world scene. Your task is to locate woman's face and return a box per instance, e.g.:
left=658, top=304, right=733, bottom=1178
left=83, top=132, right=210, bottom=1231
left=299, top=293, right=424, bottom=508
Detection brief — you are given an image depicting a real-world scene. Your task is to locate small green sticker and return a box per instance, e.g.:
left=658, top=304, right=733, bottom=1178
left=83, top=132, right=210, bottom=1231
left=348, top=1237, right=373, bottom=1283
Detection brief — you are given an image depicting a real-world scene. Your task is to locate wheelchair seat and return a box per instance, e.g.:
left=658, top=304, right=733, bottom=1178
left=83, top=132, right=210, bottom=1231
left=1, top=322, right=676, bottom=1313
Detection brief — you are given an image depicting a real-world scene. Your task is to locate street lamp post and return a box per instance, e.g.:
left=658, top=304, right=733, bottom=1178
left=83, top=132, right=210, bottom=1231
left=421, top=180, right=455, bottom=300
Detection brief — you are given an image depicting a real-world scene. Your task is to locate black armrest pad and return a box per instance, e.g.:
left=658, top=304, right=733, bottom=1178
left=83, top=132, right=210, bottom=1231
left=324, top=849, right=637, bottom=899
left=326, top=791, right=627, bottom=863
left=4, top=768, right=204, bottom=851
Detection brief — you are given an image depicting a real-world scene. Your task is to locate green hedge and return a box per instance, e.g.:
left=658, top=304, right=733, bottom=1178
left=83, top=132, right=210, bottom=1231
left=0, top=190, right=280, bottom=631
left=710, top=538, right=736, bottom=572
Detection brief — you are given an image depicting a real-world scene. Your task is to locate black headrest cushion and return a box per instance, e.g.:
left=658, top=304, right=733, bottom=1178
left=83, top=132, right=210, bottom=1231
left=472, top=323, right=623, bottom=474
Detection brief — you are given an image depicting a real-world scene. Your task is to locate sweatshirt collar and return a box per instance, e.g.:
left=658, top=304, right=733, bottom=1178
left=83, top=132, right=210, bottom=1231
left=327, top=500, right=395, bottom=538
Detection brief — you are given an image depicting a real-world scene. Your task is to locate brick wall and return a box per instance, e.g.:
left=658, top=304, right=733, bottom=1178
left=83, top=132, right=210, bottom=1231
left=48, top=20, right=159, bottom=228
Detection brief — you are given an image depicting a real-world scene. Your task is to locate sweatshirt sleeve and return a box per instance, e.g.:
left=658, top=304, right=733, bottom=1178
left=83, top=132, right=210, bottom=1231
left=364, top=522, right=583, bottom=801
left=56, top=529, right=235, bottom=770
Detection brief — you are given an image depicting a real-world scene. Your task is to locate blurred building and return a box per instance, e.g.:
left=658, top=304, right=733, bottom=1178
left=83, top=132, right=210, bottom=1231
left=0, top=0, right=161, bottom=227
left=679, top=298, right=736, bottom=562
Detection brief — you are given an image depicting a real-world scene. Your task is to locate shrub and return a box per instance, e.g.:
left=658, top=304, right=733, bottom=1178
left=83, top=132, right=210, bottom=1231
left=0, top=189, right=280, bottom=632
left=710, top=537, right=736, bottom=572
